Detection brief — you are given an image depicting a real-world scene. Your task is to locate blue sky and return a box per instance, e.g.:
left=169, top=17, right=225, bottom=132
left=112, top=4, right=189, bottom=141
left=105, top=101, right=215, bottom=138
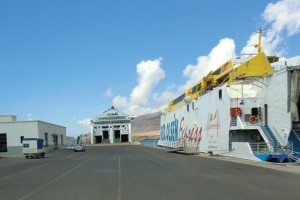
left=1, top=0, right=300, bottom=137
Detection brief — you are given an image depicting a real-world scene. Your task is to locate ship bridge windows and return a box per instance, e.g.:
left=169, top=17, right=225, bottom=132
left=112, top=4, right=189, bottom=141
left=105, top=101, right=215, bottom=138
left=267, top=56, right=279, bottom=63
left=192, top=85, right=198, bottom=94
left=212, top=68, right=221, bottom=75
left=173, top=94, right=185, bottom=105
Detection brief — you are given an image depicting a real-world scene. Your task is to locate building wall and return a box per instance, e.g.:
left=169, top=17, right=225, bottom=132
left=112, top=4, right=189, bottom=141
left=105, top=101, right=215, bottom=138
left=0, top=115, right=17, bottom=122
left=37, top=121, right=66, bottom=147
left=0, top=120, right=66, bottom=156
left=0, top=121, right=39, bottom=156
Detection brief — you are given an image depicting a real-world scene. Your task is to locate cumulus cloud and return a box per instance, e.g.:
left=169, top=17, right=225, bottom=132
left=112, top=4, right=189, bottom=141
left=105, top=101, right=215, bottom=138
left=112, top=95, right=128, bottom=108
left=242, top=0, right=300, bottom=56
left=178, top=0, right=300, bottom=101
left=110, top=0, right=300, bottom=117
left=27, top=113, right=33, bottom=120
left=112, top=58, right=166, bottom=116
left=77, top=118, right=91, bottom=127
left=104, top=88, right=113, bottom=97
left=263, top=0, right=300, bottom=36
left=130, top=58, right=165, bottom=105
left=180, top=38, right=236, bottom=91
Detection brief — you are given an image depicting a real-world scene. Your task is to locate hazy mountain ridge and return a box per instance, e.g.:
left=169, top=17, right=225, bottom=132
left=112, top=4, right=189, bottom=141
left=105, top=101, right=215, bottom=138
left=131, top=112, right=161, bottom=134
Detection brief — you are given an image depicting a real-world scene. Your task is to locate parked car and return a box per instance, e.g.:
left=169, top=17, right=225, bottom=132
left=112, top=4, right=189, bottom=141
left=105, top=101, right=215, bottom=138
left=74, top=144, right=86, bottom=152
left=67, top=144, right=75, bottom=150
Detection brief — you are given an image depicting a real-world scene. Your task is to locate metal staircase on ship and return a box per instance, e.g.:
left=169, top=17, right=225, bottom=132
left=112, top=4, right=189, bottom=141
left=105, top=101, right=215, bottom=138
left=257, top=126, right=300, bottom=163
left=230, top=116, right=300, bottom=163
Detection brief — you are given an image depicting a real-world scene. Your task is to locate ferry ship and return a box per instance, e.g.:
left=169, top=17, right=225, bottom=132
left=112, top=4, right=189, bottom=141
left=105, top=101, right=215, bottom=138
left=159, top=30, right=300, bottom=163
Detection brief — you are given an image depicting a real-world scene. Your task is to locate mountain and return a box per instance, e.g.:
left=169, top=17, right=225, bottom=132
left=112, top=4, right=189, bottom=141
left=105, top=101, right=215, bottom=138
left=131, top=112, right=161, bottom=135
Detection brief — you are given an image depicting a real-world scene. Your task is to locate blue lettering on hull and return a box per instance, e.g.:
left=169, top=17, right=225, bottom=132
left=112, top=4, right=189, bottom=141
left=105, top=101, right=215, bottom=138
left=160, top=119, right=178, bottom=141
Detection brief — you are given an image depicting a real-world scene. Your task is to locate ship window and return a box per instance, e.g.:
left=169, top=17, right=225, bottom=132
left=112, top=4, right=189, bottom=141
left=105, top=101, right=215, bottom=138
left=219, top=89, right=222, bottom=99
left=212, top=68, right=221, bottom=75
left=20, top=136, right=24, bottom=144
left=187, top=105, right=190, bottom=112
left=192, top=102, right=194, bottom=110
left=192, top=85, right=198, bottom=94
left=251, top=107, right=258, bottom=116
left=173, top=94, right=185, bottom=105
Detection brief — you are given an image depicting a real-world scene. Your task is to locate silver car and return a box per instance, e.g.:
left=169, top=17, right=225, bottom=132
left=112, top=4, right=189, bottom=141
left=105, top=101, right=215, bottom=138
left=74, top=144, right=86, bottom=152
left=67, top=144, right=75, bottom=150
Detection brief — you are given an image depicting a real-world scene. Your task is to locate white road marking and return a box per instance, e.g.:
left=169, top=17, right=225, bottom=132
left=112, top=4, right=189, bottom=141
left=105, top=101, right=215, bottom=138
left=18, top=159, right=90, bottom=200
left=0, top=163, right=50, bottom=181
left=118, top=156, right=122, bottom=200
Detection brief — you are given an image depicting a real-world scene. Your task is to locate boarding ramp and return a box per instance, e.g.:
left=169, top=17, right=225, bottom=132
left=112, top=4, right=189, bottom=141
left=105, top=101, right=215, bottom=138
left=164, top=141, right=184, bottom=152
left=165, top=140, right=199, bottom=154
left=250, top=141, right=300, bottom=163
left=284, top=151, right=300, bottom=164
left=293, top=130, right=300, bottom=142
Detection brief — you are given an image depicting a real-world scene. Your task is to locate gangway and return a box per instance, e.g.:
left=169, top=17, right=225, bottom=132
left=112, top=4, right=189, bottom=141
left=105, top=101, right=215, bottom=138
left=164, top=140, right=199, bottom=154
left=284, top=151, right=300, bottom=164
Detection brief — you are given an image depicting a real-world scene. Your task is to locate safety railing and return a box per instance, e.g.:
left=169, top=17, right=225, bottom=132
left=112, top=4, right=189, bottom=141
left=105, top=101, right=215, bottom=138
left=165, top=139, right=199, bottom=152
left=250, top=141, right=294, bottom=155
left=249, top=142, right=271, bottom=154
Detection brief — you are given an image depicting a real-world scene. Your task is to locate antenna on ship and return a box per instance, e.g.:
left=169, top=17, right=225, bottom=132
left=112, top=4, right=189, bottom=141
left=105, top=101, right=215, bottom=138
left=255, top=28, right=269, bottom=54
left=255, top=28, right=263, bottom=54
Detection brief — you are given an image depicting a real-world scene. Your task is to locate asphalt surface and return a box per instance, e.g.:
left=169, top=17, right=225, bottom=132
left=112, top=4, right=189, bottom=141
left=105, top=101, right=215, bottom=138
left=0, top=145, right=299, bottom=200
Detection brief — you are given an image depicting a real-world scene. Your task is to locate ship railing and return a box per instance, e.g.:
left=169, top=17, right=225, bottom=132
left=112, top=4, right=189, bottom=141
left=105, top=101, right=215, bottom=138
left=249, top=142, right=271, bottom=154
left=272, top=126, right=286, bottom=145
left=243, top=115, right=264, bottom=126
left=250, top=141, right=294, bottom=155
left=230, top=115, right=265, bottom=127
left=165, top=139, right=199, bottom=151
left=165, top=140, right=185, bottom=150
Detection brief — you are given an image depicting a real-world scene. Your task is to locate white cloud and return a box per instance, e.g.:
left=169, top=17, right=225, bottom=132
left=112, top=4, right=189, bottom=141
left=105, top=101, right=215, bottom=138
left=112, top=95, right=128, bottom=108
left=111, top=58, right=166, bottom=116
left=27, top=113, right=33, bottom=120
left=109, top=0, right=300, bottom=117
left=105, top=88, right=113, bottom=97
left=180, top=38, right=236, bottom=91
left=77, top=118, right=91, bottom=127
left=130, top=58, right=165, bottom=105
left=263, top=0, right=300, bottom=36
left=242, top=0, right=300, bottom=56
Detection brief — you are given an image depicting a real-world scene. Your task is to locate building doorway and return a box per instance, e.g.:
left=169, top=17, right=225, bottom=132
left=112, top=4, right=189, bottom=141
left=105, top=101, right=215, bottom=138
left=95, top=135, right=102, bottom=143
left=114, top=130, right=121, bottom=143
left=121, top=134, right=129, bottom=142
left=0, top=133, right=7, bottom=152
left=52, top=134, right=58, bottom=150
left=103, top=131, right=109, bottom=143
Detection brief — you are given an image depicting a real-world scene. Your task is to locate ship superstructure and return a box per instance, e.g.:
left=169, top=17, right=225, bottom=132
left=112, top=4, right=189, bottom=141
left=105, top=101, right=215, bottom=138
left=159, top=30, right=300, bottom=163
left=90, top=106, right=132, bottom=144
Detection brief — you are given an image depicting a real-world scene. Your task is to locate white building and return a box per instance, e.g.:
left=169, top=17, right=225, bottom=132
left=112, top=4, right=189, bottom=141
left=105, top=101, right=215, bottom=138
left=0, top=115, right=66, bottom=156
left=91, top=106, right=132, bottom=144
